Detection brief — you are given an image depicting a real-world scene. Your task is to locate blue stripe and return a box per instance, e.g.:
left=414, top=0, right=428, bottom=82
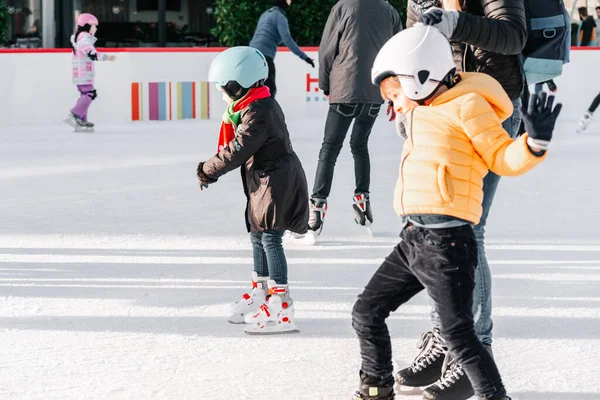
left=182, top=82, right=193, bottom=119
left=530, top=15, right=566, bottom=30
left=158, top=82, right=166, bottom=121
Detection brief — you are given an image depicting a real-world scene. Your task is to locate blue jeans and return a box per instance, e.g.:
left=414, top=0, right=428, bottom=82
left=250, top=230, right=288, bottom=285
left=430, top=99, right=522, bottom=346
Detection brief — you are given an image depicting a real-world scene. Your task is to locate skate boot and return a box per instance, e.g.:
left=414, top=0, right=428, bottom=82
left=243, top=280, right=298, bottom=335
left=353, top=193, right=373, bottom=237
left=308, top=198, right=327, bottom=237
left=353, top=372, right=395, bottom=400
left=422, top=353, right=474, bottom=400
left=64, top=113, right=93, bottom=132
left=577, top=111, right=593, bottom=133
left=84, top=121, right=95, bottom=128
left=227, top=272, right=269, bottom=324
left=395, top=328, right=447, bottom=395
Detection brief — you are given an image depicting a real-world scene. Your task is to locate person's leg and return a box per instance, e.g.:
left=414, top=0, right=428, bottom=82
left=71, top=84, right=95, bottom=121
left=265, top=56, right=277, bottom=98
left=261, top=230, right=287, bottom=284
left=250, top=232, right=269, bottom=278
left=311, top=104, right=357, bottom=199
left=352, top=231, right=424, bottom=381
left=413, top=226, right=506, bottom=398
left=349, top=104, right=380, bottom=194
left=589, top=91, right=600, bottom=113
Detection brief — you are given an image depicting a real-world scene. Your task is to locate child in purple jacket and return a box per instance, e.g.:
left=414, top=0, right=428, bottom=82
left=64, top=13, right=116, bottom=132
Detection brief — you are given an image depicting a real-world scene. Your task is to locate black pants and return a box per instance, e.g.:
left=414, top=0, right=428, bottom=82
left=352, top=224, right=507, bottom=398
left=265, top=56, right=276, bottom=98
left=312, top=103, right=380, bottom=199
left=588, top=91, right=600, bottom=113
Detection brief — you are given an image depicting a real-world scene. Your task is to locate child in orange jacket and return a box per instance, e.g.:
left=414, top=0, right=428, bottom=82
left=351, top=26, right=561, bottom=400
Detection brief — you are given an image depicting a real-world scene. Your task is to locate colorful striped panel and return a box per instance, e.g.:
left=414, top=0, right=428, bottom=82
left=132, top=81, right=209, bottom=121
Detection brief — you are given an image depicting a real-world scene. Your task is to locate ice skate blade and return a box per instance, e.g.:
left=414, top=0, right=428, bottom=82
left=74, top=127, right=94, bottom=133
left=395, top=384, right=425, bottom=395
left=227, top=315, right=247, bottom=324
left=243, top=320, right=299, bottom=335
left=64, top=118, right=77, bottom=128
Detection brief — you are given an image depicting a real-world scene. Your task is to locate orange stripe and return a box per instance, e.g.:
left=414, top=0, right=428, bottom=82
left=131, top=83, right=140, bottom=121
left=169, top=82, right=172, bottom=120
left=192, top=82, right=197, bottom=119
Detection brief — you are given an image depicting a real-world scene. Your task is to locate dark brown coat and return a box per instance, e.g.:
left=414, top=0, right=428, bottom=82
left=200, top=97, right=309, bottom=234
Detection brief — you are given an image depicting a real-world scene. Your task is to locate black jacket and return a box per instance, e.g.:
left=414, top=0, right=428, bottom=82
left=319, top=0, right=403, bottom=104
left=201, top=98, right=309, bottom=234
left=407, top=0, right=527, bottom=100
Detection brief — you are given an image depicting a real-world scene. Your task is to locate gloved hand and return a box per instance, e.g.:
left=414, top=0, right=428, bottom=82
left=386, top=101, right=396, bottom=122
left=197, top=162, right=218, bottom=190
left=418, top=7, right=459, bottom=39
left=520, top=92, right=562, bottom=153
left=305, top=57, right=315, bottom=68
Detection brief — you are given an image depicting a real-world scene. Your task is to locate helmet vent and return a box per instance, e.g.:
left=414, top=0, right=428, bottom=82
left=417, top=70, right=430, bottom=85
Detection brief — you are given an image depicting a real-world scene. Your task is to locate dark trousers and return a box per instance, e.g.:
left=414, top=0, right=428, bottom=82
left=265, top=56, right=276, bottom=98
left=352, top=224, right=507, bottom=398
left=312, top=103, right=381, bottom=199
left=589, top=91, right=600, bottom=113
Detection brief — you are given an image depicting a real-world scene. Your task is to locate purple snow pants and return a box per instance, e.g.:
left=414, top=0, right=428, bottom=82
left=71, top=85, right=95, bottom=121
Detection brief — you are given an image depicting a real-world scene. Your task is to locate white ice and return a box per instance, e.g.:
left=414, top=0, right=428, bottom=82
left=0, top=115, right=598, bottom=399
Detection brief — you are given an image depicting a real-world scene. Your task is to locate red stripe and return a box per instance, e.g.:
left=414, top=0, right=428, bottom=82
left=0, top=46, right=321, bottom=54
left=131, top=83, right=140, bottom=121
left=192, top=82, right=196, bottom=119
left=169, top=82, right=172, bottom=121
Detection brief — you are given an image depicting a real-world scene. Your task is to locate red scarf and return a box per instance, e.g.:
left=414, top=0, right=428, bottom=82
left=218, top=86, right=271, bottom=152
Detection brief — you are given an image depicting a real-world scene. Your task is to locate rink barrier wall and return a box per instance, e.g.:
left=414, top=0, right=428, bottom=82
left=0, top=47, right=598, bottom=126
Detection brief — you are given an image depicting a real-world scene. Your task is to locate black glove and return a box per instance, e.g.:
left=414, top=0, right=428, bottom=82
left=520, top=92, right=562, bottom=152
left=196, top=162, right=218, bottom=190
left=305, top=57, right=315, bottom=68
left=419, top=8, right=443, bottom=25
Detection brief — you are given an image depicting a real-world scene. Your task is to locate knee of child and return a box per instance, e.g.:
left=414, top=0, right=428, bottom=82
left=352, top=296, right=388, bottom=330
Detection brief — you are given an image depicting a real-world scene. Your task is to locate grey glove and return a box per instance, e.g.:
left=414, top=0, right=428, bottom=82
left=418, top=7, right=459, bottom=39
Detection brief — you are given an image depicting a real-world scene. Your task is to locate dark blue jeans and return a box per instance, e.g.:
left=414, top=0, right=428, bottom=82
left=250, top=230, right=288, bottom=284
left=312, top=103, right=381, bottom=199
left=429, top=99, right=522, bottom=345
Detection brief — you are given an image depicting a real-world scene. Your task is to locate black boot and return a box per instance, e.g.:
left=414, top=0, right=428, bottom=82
left=395, top=328, right=447, bottom=392
left=353, top=371, right=395, bottom=400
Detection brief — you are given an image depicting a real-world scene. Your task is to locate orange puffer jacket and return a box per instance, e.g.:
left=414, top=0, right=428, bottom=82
left=395, top=72, right=545, bottom=225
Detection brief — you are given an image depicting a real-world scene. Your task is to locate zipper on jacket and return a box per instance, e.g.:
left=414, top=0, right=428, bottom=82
left=399, top=110, right=414, bottom=215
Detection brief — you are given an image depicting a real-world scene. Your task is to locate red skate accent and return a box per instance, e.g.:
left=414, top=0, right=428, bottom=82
left=282, top=317, right=289, bottom=323
left=252, top=280, right=257, bottom=288
left=242, top=293, right=250, bottom=300
left=282, top=302, right=289, bottom=309
left=268, top=287, right=287, bottom=295
left=260, top=304, right=271, bottom=317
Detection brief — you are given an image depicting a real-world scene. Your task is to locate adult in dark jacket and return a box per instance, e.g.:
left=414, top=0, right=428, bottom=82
left=395, top=1, right=527, bottom=398
left=578, top=7, right=597, bottom=47
left=249, top=0, right=314, bottom=98
left=308, top=0, right=402, bottom=237
left=198, top=47, right=308, bottom=334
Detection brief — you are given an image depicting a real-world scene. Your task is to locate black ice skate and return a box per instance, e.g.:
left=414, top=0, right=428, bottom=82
left=353, top=193, right=373, bottom=237
left=395, top=328, right=447, bottom=395
left=308, top=198, right=327, bottom=237
left=422, top=353, right=474, bottom=400
left=353, top=372, right=395, bottom=400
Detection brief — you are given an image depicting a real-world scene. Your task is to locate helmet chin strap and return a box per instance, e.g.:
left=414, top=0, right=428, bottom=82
left=415, top=69, right=459, bottom=105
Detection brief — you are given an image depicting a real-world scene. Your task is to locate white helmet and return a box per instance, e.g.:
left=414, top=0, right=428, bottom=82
left=372, top=25, right=456, bottom=102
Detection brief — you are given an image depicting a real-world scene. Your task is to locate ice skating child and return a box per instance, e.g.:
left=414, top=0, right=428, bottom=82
left=351, top=26, right=561, bottom=400
left=64, top=13, right=116, bottom=132
left=577, top=91, right=600, bottom=133
left=197, top=47, right=309, bottom=335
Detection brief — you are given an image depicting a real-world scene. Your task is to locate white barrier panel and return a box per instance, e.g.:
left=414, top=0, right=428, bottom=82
left=0, top=48, right=598, bottom=126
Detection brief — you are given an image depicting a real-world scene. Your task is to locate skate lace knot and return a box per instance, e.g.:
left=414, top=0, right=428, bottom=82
left=435, top=362, right=465, bottom=389
left=411, top=330, right=445, bottom=372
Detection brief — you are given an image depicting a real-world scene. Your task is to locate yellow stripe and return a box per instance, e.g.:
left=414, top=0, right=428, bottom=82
left=177, top=82, right=183, bottom=120
left=200, top=82, right=209, bottom=120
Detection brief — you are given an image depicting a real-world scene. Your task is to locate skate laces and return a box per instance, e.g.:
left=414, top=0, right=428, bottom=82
left=411, top=330, right=446, bottom=372
left=353, top=194, right=369, bottom=212
left=435, top=359, right=465, bottom=389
